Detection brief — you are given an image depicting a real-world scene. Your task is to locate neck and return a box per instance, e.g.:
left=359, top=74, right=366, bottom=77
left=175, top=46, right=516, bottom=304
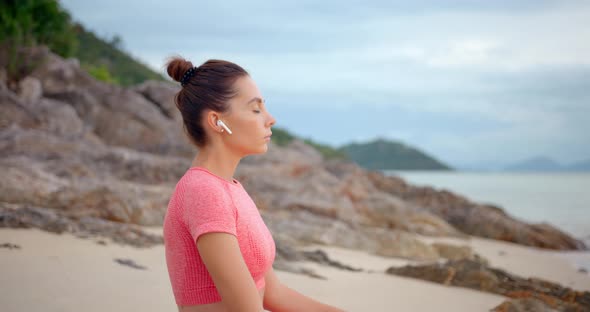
left=191, top=141, right=241, bottom=183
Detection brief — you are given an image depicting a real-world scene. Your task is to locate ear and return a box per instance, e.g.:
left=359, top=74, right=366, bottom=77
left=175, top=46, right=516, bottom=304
left=205, top=110, right=222, bottom=132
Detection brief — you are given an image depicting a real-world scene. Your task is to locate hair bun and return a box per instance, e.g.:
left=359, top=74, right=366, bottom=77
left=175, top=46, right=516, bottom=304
left=165, top=56, right=194, bottom=83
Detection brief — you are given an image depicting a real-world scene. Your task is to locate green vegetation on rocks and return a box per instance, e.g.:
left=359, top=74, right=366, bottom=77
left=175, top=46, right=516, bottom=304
left=0, top=0, right=165, bottom=86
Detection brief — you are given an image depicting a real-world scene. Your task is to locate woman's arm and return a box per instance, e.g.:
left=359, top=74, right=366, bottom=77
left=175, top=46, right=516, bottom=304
left=263, top=267, right=345, bottom=312
left=198, top=232, right=264, bottom=311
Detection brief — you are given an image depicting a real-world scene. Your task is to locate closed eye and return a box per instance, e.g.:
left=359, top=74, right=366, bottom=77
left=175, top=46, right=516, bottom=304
left=253, top=110, right=261, bottom=113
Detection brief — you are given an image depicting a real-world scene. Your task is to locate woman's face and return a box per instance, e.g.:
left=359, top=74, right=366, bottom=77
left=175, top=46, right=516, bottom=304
left=216, top=75, right=276, bottom=156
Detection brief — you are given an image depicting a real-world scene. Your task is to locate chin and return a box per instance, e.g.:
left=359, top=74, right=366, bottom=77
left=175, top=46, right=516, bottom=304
left=256, top=144, right=269, bottom=154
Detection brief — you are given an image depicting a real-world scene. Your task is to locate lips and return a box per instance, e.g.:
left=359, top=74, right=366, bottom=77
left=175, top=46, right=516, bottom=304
left=264, top=133, right=272, bottom=139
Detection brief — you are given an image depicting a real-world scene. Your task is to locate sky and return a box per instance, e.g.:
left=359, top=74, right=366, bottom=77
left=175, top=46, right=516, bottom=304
left=59, top=0, right=590, bottom=169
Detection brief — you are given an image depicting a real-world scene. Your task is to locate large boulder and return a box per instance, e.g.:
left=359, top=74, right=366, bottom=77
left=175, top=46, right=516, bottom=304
left=386, top=258, right=590, bottom=311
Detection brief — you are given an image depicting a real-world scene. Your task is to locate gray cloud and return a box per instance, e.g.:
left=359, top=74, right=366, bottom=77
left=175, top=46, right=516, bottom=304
left=60, top=0, right=590, bottom=167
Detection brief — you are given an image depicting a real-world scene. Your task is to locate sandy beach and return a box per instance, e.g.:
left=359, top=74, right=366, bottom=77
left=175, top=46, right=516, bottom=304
left=1, top=227, right=588, bottom=312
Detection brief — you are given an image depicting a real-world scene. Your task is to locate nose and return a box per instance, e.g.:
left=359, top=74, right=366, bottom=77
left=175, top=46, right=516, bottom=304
left=266, top=112, right=276, bottom=127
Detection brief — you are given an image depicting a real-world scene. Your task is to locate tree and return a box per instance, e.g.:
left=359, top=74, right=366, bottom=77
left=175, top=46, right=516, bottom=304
left=0, top=0, right=78, bottom=81
left=109, top=34, right=123, bottom=50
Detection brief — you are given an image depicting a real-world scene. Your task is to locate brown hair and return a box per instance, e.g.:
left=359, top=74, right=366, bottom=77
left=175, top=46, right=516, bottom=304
left=165, top=56, right=249, bottom=148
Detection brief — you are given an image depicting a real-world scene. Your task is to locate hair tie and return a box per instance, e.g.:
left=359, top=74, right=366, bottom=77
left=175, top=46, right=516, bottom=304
left=180, top=66, right=198, bottom=86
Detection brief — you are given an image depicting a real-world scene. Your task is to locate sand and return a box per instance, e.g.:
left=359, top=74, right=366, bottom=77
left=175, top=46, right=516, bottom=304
left=1, top=227, right=588, bottom=312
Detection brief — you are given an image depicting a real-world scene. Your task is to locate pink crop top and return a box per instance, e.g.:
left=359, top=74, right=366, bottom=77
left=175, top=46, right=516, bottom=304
left=163, top=166, right=276, bottom=305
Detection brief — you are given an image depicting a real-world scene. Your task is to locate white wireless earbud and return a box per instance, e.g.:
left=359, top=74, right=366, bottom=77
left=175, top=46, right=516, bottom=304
left=216, top=120, right=232, bottom=134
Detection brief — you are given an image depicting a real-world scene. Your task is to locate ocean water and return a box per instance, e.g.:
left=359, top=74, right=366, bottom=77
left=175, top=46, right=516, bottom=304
left=383, top=170, right=590, bottom=245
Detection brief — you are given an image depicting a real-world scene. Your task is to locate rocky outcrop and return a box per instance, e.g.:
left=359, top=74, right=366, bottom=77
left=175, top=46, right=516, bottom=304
left=366, top=171, right=587, bottom=250
left=386, top=259, right=590, bottom=311
left=0, top=202, right=162, bottom=248
left=19, top=46, right=193, bottom=157
left=431, top=242, right=489, bottom=264
left=0, top=132, right=176, bottom=224
left=491, top=297, right=582, bottom=312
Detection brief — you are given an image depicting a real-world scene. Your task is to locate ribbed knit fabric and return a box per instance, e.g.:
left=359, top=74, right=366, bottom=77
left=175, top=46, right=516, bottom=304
left=163, top=166, right=276, bottom=306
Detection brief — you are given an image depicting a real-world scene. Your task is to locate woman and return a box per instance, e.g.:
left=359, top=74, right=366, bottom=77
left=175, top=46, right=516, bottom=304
left=162, top=57, right=345, bottom=312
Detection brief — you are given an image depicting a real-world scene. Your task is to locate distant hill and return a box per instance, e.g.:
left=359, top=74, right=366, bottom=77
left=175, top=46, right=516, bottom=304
left=504, top=156, right=590, bottom=172
left=567, top=159, right=590, bottom=171
left=504, top=156, right=562, bottom=171
left=338, top=138, right=453, bottom=171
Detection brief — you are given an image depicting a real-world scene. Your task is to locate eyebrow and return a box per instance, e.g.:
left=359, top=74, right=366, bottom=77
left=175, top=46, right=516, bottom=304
left=246, top=97, right=265, bottom=105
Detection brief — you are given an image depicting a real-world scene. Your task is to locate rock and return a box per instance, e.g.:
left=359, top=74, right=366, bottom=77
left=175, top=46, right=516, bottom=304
left=0, top=202, right=163, bottom=248
left=369, top=228, right=440, bottom=260
left=0, top=89, right=40, bottom=130
left=0, top=242, right=21, bottom=250
left=386, top=259, right=590, bottom=311
left=0, top=126, right=188, bottom=184
left=431, top=242, right=489, bottom=265
left=18, top=76, right=42, bottom=104
left=490, top=296, right=586, bottom=312
left=367, top=171, right=587, bottom=251
left=404, top=211, right=468, bottom=237
left=11, top=95, right=86, bottom=138
left=242, top=139, right=323, bottom=167
left=114, top=258, right=147, bottom=270
left=15, top=47, right=194, bottom=157
left=272, top=260, right=327, bottom=280
left=0, top=68, right=7, bottom=89
left=28, top=46, right=94, bottom=95
left=264, top=210, right=440, bottom=261
left=301, top=249, right=363, bottom=272
left=131, top=80, right=181, bottom=121
left=0, top=158, right=171, bottom=225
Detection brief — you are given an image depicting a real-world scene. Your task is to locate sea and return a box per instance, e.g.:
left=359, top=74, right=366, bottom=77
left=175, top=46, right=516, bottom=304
left=383, top=170, right=590, bottom=271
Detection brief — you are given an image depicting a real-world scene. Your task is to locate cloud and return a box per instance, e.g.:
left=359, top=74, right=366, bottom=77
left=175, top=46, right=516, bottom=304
left=59, top=0, right=590, bottom=165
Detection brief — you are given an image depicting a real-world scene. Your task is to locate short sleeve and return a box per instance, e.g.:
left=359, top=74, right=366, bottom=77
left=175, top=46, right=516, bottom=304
left=182, top=181, right=238, bottom=244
